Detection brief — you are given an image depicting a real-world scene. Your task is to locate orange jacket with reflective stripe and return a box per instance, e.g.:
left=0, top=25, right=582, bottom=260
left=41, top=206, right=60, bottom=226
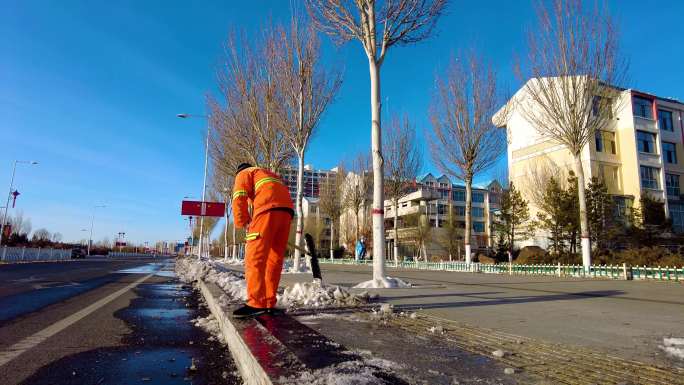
left=231, top=167, right=294, bottom=229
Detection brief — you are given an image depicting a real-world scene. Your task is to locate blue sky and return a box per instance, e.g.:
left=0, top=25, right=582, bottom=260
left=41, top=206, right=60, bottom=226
left=1, top=1, right=683, bottom=244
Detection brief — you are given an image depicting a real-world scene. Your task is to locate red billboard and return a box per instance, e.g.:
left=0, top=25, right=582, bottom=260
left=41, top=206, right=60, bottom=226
left=181, top=200, right=226, bottom=217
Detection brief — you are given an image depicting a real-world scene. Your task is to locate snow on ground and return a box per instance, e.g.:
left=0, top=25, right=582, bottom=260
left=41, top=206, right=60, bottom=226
left=176, top=257, right=247, bottom=301
left=193, top=314, right=226, bottom=344
left=354, top=277, right=412, bottom=289
left=220, top=258, right=244, bottom=266
left=278, top=350, right=406, bottom=385
left=277, top=279, right=369, bottom=310
left=660, top=337, right=684, bottom=360
left=177, top=257, right=368, bottom=311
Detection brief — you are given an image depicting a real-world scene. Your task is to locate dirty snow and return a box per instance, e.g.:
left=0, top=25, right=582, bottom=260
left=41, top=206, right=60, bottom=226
left=192, top=314, right=226, bottom=345
left=219, top=258, right=244, bottom=266
left=277, top=279, right=368, bottom=310
left=177, top=257, right=368, bottom=311
left=279, top=351, right=406, bottom=385
left=660, top=337, right=684, bottom=360
left=176, top=257, right=247, bottom=301
left=354, top=277, right=412, bottom=289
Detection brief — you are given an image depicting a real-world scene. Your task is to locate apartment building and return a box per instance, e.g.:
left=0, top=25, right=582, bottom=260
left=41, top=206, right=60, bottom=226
left=280, top=165, right=338, bottom=200
left=383, top=174, right=503, bottom=260
left=501, top=78, right=684, bottom=248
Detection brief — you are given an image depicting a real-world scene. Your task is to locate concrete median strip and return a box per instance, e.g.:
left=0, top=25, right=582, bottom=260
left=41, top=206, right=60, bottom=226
left=0, top=273, right=153, bottom=367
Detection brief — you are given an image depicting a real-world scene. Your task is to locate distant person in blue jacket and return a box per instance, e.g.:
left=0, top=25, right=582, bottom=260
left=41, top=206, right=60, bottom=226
left=355, top=237, right=367, bottom=262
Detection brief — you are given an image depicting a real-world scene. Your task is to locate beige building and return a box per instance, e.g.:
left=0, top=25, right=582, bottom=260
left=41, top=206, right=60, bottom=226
left=383, top=174, right=503, bottom=260
left=500, top=79, right=684, bottom=248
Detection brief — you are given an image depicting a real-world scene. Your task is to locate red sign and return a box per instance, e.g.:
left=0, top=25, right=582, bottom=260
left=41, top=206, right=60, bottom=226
left=181, top=200, right=226, bottom=217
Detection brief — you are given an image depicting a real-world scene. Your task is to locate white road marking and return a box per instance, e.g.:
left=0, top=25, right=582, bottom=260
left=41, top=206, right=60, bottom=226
left=0, top=273, right=153, bottom=367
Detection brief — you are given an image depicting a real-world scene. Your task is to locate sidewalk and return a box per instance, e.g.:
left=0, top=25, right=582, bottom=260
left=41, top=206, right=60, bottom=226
left=213, top=260, right=684, bottom=384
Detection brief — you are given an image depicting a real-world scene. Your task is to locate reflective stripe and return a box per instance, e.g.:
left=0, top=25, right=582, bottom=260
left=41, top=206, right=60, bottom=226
left=232, top=190, right=248, bottom=199
left=245, top=232, right=260, bottom=241
left=254, top=177, right=283, bottom=191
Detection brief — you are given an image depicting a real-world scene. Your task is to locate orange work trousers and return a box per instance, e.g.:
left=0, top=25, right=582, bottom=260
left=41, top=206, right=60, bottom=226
left=244, top=209, right=292, bottom=309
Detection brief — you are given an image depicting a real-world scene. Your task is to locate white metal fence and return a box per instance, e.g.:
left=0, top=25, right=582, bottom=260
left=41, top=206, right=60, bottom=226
left=108, top=252, right=168, bottom=258
left=0, top=246, right=72, bottom=263
left=318, top=258, right=684, bottom=282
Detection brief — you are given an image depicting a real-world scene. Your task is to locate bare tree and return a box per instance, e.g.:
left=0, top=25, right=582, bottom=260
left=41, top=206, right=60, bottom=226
left=211, top=28, right=294, bottom=172
left=307, top=0, right=447, bottom=285
left=343, top=153, right=372, bottom=251
left=319, top=164, right=346, bottom=259
left=516, top=0, right=626, bottom=268
left=275, top=15, right=342, bottom=271
left=429, top=54, right=507, bottom=264
left=384, top=113, right=422, bottom=265
left=32, top=228, right=51, bottom=242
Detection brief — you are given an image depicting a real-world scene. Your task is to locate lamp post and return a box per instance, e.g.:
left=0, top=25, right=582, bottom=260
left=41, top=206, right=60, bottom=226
left=0, top=160, right=38, bottom=246
left=88, top=204, right=106, bottom=256
left=178, top=113, right=209, bottom=260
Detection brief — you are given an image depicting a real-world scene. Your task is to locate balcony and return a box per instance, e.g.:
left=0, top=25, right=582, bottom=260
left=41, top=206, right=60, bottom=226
left=634, top=116, right=657, bottom=133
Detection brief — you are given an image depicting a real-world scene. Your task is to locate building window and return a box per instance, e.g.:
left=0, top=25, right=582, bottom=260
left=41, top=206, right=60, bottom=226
left=663, top=142, right=677, bottom=164
left=472, top=192, right=485, bottom=203
left=452, top=190, right=465, bottom=201
left=595, top=131, right=604, bottom=152
left=592, top=96, right=613, bottom=118
left=640, top=166, right=659, bottom=189
left=472, top=207, right=485, bottom=217
left=613, top=196, right=632, bottom=219
left=636, top=130, right=656, bottom=154
left=670, top=204, right=684, bottom=232
left=658, top=109, right=674, bottom=131
left=440, top=189, right=449, bottom=199
left=666, top=174, right=680, bottom=197
left=438, top=204, right=446, bottom=215
left=455, top=206, right=465, bottom=216
left=633, top=96, right=653, bottom=119
left=473, top=222, right=485, bottom=233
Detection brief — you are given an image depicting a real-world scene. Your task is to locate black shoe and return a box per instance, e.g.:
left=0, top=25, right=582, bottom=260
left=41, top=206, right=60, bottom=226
left=232, top=305, right=267, bottom=319
left=266, top=308, right=284, bottom=316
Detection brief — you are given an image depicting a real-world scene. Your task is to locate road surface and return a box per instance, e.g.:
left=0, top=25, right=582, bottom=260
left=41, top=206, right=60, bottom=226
left=0, top=257, right=240, bottom=385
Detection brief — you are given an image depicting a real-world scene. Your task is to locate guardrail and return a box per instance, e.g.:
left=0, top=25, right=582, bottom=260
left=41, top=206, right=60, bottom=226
left=318, top=258, right=684, bottom=281
left=109, top=252, right=169, bottom=258
left=0, top=246, right=72, bottom=263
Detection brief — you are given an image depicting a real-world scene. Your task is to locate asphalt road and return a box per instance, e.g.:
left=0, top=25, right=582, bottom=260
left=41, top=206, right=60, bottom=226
left=277, top=263, right=684, bottom=368
left=0, top=258, right=240, bottom=385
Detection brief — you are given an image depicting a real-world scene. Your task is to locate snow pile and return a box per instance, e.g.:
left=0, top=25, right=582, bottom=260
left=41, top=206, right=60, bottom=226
left=220, top=258, right=244, bottom=266
left=277, top=279, right=368, bottom=310
left=354, top=276, right=412, bottom=289
left=176, top=257, right=247, bottom=301
left=193, top=314, right=226, bottom=344
left=279, top=353, right=405, bottom=385
left=660, top=337, right=684, bottom=360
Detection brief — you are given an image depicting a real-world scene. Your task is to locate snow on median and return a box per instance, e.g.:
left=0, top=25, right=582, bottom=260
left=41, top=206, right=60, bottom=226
left=176, top=257, right=368, bottom=311
left=660, top=337, right=684, bottom=360
left=354, top=277, right=412, bottom=289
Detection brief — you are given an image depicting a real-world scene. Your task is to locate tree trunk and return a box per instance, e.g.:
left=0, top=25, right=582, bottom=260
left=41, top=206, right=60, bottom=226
left=293, top=153, right=305, bottom=271
left=465, top=177, right=473, bottom=264
left=224, top=198, right=230, bottom=261
left=574, top=154, right=591, bottom=268
left=368, top=59, right=386, bottom=282
left=393, top=199, right=399, bottom=265
left=330, top=219, right=334, bottom=260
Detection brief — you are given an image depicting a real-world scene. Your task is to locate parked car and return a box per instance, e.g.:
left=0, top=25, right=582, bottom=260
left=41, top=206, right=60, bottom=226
left=71, top=248, right=85, bottom=259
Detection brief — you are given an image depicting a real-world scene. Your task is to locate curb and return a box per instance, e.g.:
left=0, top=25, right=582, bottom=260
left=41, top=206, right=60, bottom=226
left=197, top=279, right=274, bottom=385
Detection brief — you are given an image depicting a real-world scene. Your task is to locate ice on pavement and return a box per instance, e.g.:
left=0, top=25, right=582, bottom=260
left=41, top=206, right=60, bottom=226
left=354, top=276, right=411, bottom=289
left=660, top=337, right=684, bottom=360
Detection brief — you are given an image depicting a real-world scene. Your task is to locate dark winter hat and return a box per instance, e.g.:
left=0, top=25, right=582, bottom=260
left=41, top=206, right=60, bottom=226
left=236, top=162, right=252, bottom=174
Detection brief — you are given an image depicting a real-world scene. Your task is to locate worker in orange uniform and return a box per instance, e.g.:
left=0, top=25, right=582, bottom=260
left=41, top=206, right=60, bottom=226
left=231, top=163, right=294, bottom=318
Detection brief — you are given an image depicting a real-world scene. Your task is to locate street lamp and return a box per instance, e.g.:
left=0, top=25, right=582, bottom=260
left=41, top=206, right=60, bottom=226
left=223, top=187, right=230, bottom=261
left=178, top=113, right=210, bottom=260
left=88, top=204, right=107, bottom=256
left=0, top=160, right=38, bottom=246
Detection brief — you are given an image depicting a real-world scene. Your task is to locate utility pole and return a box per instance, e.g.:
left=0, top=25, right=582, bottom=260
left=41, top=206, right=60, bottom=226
left=0, top=160, right=38, bottom=246
left=88, top=204, right=106, bottom=256
left=223, top=188, right=230, bottom=261
left=177, top=113, right=210, bottom=260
